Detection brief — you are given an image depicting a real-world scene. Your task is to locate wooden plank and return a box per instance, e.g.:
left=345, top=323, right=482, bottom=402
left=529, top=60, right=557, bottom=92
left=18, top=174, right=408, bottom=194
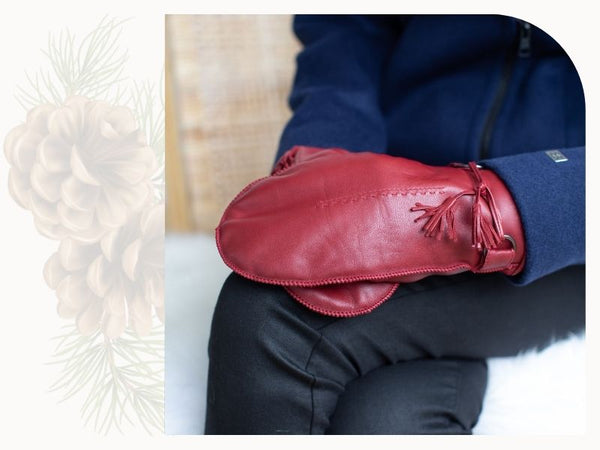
left=165, top=17, right=193, bottom=232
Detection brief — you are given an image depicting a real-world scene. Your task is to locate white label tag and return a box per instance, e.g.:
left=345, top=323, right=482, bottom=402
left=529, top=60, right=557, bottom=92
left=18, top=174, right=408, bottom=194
left=545, top=150, right=568, bottom=163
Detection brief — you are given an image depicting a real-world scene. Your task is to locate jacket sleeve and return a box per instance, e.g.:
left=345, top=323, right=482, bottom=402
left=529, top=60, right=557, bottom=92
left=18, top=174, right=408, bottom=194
left=481, top=146, right=585, bottom=285
left=275, top=15, right=400, bottom=165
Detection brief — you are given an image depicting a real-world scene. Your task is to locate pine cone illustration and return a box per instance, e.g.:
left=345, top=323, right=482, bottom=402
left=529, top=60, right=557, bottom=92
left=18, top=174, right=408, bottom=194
left=4, top=96, right=157, bottom=243
left=43, top=202, right=164, bottom=338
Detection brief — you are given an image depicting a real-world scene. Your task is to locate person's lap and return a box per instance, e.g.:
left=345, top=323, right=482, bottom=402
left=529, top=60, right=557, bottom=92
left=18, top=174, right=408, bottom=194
left=204, top=265, right=585, bottom=434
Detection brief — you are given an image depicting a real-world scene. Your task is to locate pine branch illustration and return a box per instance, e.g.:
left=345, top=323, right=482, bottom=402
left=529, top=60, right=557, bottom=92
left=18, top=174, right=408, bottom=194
left=128, top=78, right=165, bottom=199
left=48, top=323, right=164, bottom=435
left=16, top=16, right=130, bottom=109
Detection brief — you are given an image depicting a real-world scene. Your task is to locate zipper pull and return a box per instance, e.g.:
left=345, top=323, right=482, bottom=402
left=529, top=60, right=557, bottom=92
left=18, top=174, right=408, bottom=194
left=518, top=21, right=531, bottom=58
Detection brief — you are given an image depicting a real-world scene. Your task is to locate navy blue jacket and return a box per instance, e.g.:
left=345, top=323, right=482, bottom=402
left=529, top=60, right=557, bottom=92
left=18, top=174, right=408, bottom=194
left=276, top=14, right=585, bottom=285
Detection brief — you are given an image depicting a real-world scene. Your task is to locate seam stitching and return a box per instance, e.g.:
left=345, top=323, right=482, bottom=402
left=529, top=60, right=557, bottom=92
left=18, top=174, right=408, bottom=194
left=305, top=334, right=324, bottom=435
left=317, top=188, right=445, bottom=208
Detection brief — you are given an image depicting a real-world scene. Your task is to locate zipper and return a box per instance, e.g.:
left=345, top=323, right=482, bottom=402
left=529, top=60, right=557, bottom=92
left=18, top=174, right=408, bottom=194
left=478, top=20, right=531, bottom=160
left=518, top=21, right=532, bottom=57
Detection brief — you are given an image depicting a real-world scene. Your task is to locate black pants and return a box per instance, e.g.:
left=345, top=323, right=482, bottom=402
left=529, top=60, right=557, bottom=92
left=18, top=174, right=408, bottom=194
left=204, top=265, right=585, bottom=434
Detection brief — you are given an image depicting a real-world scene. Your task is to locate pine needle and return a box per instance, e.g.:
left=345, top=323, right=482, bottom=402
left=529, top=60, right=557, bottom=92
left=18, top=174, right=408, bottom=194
left=50, top=322, right=164, bottom=434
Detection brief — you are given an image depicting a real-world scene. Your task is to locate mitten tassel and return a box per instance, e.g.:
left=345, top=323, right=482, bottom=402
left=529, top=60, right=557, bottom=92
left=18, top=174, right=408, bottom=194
left=411, top=162, right=505, bottom=250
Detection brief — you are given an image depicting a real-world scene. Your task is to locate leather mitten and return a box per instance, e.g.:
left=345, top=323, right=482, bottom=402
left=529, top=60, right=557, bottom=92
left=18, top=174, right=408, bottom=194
left=216, top=146, right=526, bottom=316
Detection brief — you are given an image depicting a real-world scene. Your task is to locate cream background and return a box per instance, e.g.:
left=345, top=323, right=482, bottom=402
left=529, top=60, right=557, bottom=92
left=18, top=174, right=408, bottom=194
left=0, top=1, right=597, bottom=449
left=0, top=5, right=164, bottom=443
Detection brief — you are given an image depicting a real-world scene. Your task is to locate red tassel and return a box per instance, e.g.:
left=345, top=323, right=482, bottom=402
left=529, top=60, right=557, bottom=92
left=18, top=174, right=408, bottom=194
left=411, top=193, right=466, bottom=243
left=411, top=162, right=504, bottom=250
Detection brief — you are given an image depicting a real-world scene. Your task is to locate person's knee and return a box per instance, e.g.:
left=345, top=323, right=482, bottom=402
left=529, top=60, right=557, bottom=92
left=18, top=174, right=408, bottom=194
left=208, top=272, right=290, bottom=356
left=326, top=358, right=488, bottom=435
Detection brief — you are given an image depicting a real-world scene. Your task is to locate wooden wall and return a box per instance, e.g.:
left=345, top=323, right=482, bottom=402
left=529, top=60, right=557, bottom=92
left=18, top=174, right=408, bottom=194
left=166, top=15, right=300, bottom=232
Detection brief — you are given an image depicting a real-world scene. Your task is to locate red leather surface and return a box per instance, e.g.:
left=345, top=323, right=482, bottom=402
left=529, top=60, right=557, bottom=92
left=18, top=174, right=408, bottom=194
left=216, top=146, right=525, bottom=316
left=285, top=281, right=399, bottom=317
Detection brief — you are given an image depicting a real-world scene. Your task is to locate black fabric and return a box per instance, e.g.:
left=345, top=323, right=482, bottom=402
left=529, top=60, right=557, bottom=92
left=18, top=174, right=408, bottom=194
left=204, top=265, right=585, bottom=434
left=327, top=358, right=487, bottom=434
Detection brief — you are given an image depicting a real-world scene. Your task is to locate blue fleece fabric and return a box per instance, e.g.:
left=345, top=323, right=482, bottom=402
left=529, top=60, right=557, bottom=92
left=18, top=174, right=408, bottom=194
left=276, top=15, right=585, bottom=285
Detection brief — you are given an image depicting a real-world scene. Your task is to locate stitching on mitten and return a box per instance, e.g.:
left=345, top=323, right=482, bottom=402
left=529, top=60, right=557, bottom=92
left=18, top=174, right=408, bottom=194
left=285, top=283, right=400, bottom=318
left=317, top=188, right=445, bottom=208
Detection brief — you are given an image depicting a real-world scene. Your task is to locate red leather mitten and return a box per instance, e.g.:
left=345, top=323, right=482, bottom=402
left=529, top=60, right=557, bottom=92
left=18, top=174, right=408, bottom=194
left=216, top=146, right=526, bottom=317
